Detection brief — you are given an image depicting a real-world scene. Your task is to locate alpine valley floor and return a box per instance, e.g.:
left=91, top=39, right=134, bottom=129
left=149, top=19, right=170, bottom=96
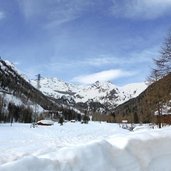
left=0, top=122, right=171, bottom=171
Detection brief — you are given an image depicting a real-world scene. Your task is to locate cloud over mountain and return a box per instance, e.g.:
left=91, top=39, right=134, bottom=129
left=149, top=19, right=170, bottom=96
left=72, top=69, right=134, bottom=84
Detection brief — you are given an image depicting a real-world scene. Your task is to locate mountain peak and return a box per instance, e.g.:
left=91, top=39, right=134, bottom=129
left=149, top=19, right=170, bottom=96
left=0, top=59, right=148, bottom=114
left=31, top=76, right=147, bottom=109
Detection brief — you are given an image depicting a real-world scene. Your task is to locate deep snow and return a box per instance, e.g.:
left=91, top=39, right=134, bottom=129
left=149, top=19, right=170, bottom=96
left=0, top=122, right=171, bottom=171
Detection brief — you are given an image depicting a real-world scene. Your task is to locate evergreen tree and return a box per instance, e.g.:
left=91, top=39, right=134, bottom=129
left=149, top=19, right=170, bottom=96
left=59, top=116, right=64, bottom=125
left=82, top=111, right=89, bottom=124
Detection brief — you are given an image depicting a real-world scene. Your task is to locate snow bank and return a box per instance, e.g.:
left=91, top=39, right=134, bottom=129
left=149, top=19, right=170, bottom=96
left=1, top=124, right=171, bottom=171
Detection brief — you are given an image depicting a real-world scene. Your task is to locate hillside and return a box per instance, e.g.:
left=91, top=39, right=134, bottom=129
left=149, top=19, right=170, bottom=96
left=0, top=59, right=71, bottom=123
left=0, top=59, right=62, bottom=108
left=112, top=73, right=171, bottom=123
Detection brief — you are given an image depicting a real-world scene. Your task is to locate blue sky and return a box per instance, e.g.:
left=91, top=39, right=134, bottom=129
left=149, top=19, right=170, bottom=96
left=0, top=0, right=171, bottom=85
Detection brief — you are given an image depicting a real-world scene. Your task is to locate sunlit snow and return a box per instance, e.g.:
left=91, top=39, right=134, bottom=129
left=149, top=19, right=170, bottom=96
left=0, top=122, right=171, bottom=171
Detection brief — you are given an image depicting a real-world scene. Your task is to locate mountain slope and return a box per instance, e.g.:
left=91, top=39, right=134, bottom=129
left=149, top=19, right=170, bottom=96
left=112, top=73, right=171, bottom=123
left=31, top=77, right=147, bottom=111
left=0, top=60, right=60, bottom=111
left=0, top=59, right=68, bottom=123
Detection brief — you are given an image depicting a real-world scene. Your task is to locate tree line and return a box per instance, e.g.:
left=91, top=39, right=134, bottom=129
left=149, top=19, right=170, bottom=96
left=0, top=96, right=33, bottom=123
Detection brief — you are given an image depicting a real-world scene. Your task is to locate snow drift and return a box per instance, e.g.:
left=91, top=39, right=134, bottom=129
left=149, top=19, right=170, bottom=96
left=1, top=123, right=171, bottom=171
left=1, top=137, right=171, bottom=171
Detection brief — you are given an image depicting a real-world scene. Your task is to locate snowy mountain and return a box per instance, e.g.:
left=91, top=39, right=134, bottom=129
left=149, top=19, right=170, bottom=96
left=31, top=78, right=147, bottom=111
left=0, top=59, right=69, bottom=123
left=2, top=58, right=171, bottom=125
left=0, top=58, right=147, bottom=120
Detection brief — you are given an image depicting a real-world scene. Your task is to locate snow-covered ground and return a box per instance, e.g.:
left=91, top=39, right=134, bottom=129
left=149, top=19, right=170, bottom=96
left=0, top=122, right=171, bottom=171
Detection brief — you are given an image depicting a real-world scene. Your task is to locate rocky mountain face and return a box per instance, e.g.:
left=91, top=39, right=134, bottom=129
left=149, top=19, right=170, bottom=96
left=31, top=77, right=147, bottom=113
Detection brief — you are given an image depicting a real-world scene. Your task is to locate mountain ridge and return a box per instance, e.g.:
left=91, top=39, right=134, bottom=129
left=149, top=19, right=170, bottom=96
left=31, top=77, right=147, bottom=111
left=0, top=59, right=147, bottom=120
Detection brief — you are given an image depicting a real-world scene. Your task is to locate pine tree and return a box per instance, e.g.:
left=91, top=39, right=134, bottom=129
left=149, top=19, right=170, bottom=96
left=59, top=116, right=64, bottom=125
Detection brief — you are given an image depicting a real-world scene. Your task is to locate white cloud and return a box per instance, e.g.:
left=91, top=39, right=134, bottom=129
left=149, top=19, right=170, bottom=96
left=13, top=61, right=21, bottom=66
left=44, top=57, right=113, bottom=71
left=83, top=57, right=116, bottom=66
left=17, top=0, right=53, bottom=18
left=0, top=11, right=5, bottom=20
left=72, top=69, right=135, bottom=84
left=82, top=47, right=159, bottom=66
left=17, top=0, right=93, bottom=27
left=111, top=0, right=171, bottom=19
left=46, top=47, right=157, bottom=71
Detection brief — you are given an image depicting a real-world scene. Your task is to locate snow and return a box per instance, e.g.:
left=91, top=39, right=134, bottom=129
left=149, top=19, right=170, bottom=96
left=31, top=78, right=147, bottom=110
left=120, top=82, right=147, bottom=95
left=0, top=122, right=171, bottom=171
left=118, top=82, right=147, bottom=103
left=31, top=78, right=79, bottom=99
left=0, top=93, right=44, bottom=114
left=0, top=93, right=23, bottom=106
left=154, top=103, right=171, bottom=115
left=3, top=60, right=30, bottom=82
left=37, top=120, right=54, bottom=125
